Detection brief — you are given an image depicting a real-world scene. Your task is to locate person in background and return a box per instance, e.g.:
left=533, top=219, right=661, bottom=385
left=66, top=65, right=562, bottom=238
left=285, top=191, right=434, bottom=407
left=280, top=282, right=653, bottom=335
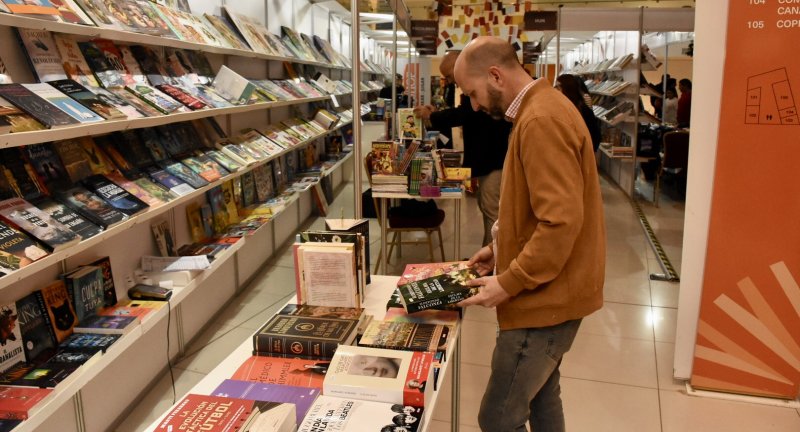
left=379, top=73, right=406, bottom=108
left=414, top=50, right=512, bottom=246
left=662, top=86, right=679, bottom=125
left=677, top=78, right=692, bottom=128
left=578, top=77, right=593, bottom=108
left=454, top=36, right=606, bottom=432
left=557, top=74, right=602, bottom=152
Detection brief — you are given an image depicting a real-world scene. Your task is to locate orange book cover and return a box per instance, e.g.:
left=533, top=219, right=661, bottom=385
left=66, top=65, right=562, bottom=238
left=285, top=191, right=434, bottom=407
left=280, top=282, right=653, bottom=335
left=232, top=355, right=327, bottom=388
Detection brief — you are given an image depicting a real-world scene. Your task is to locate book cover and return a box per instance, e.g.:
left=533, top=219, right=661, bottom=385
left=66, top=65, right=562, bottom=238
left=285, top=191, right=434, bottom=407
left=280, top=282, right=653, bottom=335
left=125, top=83, right=183, bottom=115
left=73, top=315, right=137, bottom=334
left=369, top=141, right=396, bottom=175
left=75, top=136, right=116, bottom=175
left=154, top=83, right=206, bottom=110
left=21, top=83, right=104, bottom=123
left=206, top=186, right=230, bottom=233
left=396, top=267, right=479, bottom=313
left=55, top=185, right=128, bottom=229
left=5, top=361, right=79, bottom=388
left=82, top=174, right=150, bottom=216
left=231, top=356, right=327, bottom=388
left=185, top=203, right=206, bottom=242
left=202, top=13, right=250, bottom=51
left=64, top=265, right=104, bottom=323
left=0, top=95, right=46, bottom=133
left=36, top=198, right=103, bottom=241
left=324, top=345, right=432, bottom=407
left=359, top=321, right=450, bottom=353
left=48, top=79, right=126, bottom=120
left=77, top=40, right=125, bottom=88
left=36, top=280, right=78, bottom=343
left=154, top=394, right=295, bottom=432
left=396, top=261, right=470, bottom=286
left=88, top=87, right=146, bottom=119
left=220, top=180, right=239, bottom=223
left=0, top=303, right=25, bottom=374
left=204, top=150, right=242, bottom=173
left=131, top=176, right=176, bottom=203
left=105, top=171, right=164, bottom=209
left=0, top=386, right=52, bottom=420
left=239, top=171, right=255, bottom=207
left=211, top=379, right=320, bottom=425
left=160, top=160, right=208, bottom=189
left=383, top=308, right=460, bottom=327
left=147, top=168, right=194, bottom=196
left=0, top=84, right=79, bottom=128
left=0, top=148, right=48, bottom=201
left=180, top=156, right=221, bottom=182
left=71, top=0, right=122, bottom=30
left=0, top=219, right=49, bottom=271
left=107, top=87, right=161, bottom=117
left=252, top=314, right=358, bottom=360
left=252, top=163, right=274, bottom=203
left=87, top=256, right=117, bottom=307
left=57, top=332, right=119, bottom=353
left=97, top=304, right=152, bottom=321
left=46, top=348, right=99, bottom=366
left=16, top=29, right=68, bottom=83
left=52, top=138, right=93, bottom=183
left=278, top=304, right=363, bottom=321
left=15, top=292, right=57, bottom=364
left=296, top=243, right=358, bottom=308
left=297, top=395, right=424, bottom=432
left=212, top=65, right=254, bottom=105
left=0, top=197, right=81, bottom=252
left=222, top=7, right=273, bottom=55
left=52, top=34, right=100, bottom=88
left=50, top=0, right=95, bottom=25
left=3, top=0, right=59, bottom=17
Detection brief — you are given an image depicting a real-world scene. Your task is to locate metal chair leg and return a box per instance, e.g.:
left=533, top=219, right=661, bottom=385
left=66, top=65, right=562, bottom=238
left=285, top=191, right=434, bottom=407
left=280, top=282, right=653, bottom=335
left=387, top=231, right=399, bottom=262
left=437, top=228, right=446, bottom=261
left=654, top=171, right=661, bottom=208
left=426, top=231, right=435, bottom=262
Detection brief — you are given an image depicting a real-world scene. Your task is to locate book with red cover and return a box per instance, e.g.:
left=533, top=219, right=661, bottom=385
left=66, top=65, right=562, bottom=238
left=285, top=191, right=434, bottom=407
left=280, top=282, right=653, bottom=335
left=153, top=393, right=294, bottom=432
left=232, top=355, right=327, bottom=388
left=0, top=386, right=53, bottom=420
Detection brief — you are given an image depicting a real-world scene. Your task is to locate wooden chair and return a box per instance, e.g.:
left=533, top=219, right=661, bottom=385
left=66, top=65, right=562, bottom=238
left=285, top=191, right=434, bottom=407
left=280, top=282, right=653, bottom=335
left=654, top=131, right=690, bottom=207
left=365, top=154, right=446, bottom=273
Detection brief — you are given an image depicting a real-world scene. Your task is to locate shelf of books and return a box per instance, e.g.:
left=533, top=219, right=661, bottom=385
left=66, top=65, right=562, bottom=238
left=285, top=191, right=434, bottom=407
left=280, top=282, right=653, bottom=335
left=142, top=275, right=463, bottom=432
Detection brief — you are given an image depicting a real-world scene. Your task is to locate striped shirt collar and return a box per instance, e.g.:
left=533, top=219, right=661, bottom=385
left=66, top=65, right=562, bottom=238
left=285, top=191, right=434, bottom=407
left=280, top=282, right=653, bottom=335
left=504, top=79, right=538, bottom=121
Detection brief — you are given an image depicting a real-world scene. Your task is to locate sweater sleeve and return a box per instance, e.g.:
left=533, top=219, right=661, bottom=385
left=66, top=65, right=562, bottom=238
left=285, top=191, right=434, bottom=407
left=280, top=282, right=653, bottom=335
left=429, top=104, right=467, bottom=131
left=496, top=116, right=586, bottom=296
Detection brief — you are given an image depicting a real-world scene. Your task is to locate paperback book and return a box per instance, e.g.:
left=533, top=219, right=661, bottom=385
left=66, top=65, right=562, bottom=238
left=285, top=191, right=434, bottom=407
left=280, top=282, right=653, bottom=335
left=0, top=219, right=49, bottom=271
left=0, top=197, right=81, bottom=252
left=212, top=65, right=255, bottom=105
left=21, top=83, right=104, bottom=124
left=154, top=394, right=296, bottom=432
left=53, top=34, right=100, bottom=88
left=231, top=355, right=328, bottom=388
left=0, top=83, right=80, bottom=128
left=297, top=395, right=424, bottom=432
left=211, top=379, right=320, bottom=424
left=48, top=79, right=127, bottom=120
left=73, top=315, right=137, bottom=335
left=55, top=185, right=129, bottom=229
left=36, top=198, right=103, bottom=241
left=396, top=267, right=479, bottom=313
left=358, top=320, right=450, bottom=353
left=16, top=29, right=68, bottom=83
left=15, top=292, right=58, bottom=364
left=36, top=280, right=78, bottom=343
left=82, top=174, right=150, bottom=216
left=0, top=386, right=52, bottom=420
left=0, top=303, right=25, bottom=373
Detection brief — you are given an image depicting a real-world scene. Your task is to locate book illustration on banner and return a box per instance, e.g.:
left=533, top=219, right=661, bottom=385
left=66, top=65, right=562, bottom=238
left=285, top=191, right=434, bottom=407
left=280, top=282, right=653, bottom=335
left=297, top=395, right=424, bottom=432
left=211, top=379, right=320, bottom=425
left=154, top=393, right=296, bottom=432
left=0, top=197, right=81, bottom=252
left=396, top=267, right=480, bottom=313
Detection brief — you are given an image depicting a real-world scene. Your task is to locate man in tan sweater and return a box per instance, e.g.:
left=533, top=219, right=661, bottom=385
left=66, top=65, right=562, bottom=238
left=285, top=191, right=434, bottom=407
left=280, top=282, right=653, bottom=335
left=455, top=37, right=606, bottom=432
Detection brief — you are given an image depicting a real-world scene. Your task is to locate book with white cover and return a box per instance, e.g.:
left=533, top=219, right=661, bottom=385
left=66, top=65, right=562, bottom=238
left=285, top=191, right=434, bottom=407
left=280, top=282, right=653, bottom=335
left=21, top=83, right=104, bottom=123
left=212, top=65, right=255, bottom=105
left=296, top=242, right=358, bottom=308
left=297, top=395, right=425, bottom=432
left=323, top=345, right=433, bottom=407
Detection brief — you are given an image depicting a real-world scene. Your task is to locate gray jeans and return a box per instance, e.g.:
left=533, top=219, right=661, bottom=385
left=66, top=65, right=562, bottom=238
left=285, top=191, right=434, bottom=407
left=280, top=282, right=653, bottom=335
left=478, top=319, right=582, bottom=432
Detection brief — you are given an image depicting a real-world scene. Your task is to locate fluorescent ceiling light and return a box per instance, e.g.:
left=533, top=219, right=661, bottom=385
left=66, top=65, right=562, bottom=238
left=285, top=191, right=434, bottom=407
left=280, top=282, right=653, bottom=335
left=360, top=13, right=395, bottom=21
left=370, top=30, right=408, bottom=37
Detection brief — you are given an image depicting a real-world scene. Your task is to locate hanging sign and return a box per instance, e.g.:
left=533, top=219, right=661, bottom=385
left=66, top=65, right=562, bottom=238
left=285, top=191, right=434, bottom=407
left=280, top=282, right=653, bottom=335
left=522, top=41, right=542, bottom=64
left=523, top=11, right=557, bottom=31
left=411, top=20, right=438, bottom=38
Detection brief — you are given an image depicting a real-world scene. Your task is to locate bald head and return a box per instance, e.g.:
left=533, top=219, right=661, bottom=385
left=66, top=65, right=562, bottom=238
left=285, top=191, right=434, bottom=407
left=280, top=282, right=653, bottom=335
left=456, top=37, right=521, bottom=79
left=440, top=50, right=459, bottom=82
left=453, top=37, right=533, bottom=119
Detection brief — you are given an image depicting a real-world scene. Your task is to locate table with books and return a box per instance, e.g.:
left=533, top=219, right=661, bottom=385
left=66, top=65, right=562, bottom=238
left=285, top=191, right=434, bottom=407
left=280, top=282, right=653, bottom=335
left=143, top=274, right=463, bottom=432
left=372, top=191, right=463, bottom=275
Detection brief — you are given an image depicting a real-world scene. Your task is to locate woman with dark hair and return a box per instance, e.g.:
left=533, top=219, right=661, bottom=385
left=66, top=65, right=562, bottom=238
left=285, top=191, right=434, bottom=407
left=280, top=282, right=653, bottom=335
left=557, top=74, right=602, bottom=152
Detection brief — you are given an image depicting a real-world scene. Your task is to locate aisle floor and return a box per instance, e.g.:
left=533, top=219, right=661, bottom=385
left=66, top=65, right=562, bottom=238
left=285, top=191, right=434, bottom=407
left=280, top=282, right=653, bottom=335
left=117, top=177, right=800, bottom=432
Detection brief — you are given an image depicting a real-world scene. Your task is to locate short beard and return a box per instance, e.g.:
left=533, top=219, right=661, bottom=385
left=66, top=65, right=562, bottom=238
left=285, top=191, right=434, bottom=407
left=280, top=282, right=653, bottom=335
left=483, top=86, right=505, bottom=120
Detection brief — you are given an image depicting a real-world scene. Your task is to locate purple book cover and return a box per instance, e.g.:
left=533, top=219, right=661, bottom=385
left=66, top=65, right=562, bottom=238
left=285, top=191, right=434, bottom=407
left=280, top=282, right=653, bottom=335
left=211, top=379, right=320, bottom=424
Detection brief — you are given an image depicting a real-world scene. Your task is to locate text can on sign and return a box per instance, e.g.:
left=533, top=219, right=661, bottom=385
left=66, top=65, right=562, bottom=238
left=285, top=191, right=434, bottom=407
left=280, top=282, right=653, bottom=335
left=523, top=11, right=558, bottom=31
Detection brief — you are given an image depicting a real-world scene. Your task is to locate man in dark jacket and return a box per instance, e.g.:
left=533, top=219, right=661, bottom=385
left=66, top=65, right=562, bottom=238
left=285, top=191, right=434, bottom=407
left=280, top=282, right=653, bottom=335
left=415, top=51, right=512, bottom=246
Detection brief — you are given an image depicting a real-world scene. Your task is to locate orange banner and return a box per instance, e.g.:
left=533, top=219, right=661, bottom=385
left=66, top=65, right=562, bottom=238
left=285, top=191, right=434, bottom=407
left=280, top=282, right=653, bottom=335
left=693, top=2, right=800, bottom=399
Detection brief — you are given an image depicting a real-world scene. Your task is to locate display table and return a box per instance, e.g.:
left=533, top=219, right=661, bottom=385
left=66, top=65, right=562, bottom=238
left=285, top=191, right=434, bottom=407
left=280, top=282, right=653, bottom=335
left=143, top=275, right=461, bottom=432
left=372, top=191, right=464, bottom=275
